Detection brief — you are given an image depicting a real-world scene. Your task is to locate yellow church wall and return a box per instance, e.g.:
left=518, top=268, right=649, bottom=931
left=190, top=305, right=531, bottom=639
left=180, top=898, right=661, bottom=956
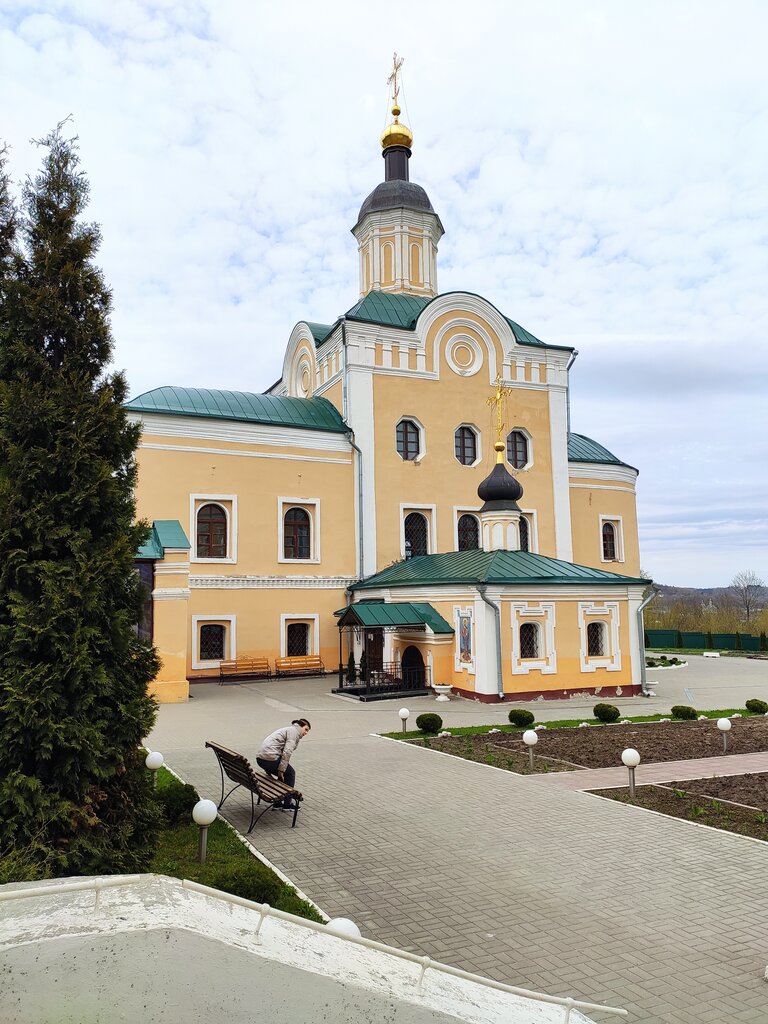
left=316, top=377, right=343, bottom=413
left=569, top=481, right=641, bottom=576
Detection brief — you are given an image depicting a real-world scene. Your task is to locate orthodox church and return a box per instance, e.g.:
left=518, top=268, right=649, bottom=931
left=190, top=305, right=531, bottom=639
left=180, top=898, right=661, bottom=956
left=127, top=72, right=649, bottom=704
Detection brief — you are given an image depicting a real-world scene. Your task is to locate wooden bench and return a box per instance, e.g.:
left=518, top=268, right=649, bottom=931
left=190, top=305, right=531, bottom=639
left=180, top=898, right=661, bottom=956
left=205, top=741, right=303, bottom=830
left=274, top=655, right=325, bottom=677
left=218, top=657, right=272, bottom=684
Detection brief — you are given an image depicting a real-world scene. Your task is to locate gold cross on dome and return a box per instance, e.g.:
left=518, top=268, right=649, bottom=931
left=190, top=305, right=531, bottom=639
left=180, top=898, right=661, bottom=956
left=487, top=374, right=514, bottom=462
left=387, top=53, right=404, bottom=108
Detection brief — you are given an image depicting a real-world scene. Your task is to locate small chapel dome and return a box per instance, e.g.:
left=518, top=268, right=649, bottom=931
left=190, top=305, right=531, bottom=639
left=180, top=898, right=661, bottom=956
left=477, top=444, right=524, bottom=511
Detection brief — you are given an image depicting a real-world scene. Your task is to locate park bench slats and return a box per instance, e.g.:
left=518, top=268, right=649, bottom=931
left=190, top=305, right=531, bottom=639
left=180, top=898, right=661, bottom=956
left=219, top=657, right=272, bottom=684
left=205, top=740, right=303, bottom=830
left=274, top=655, right=325, bottom=677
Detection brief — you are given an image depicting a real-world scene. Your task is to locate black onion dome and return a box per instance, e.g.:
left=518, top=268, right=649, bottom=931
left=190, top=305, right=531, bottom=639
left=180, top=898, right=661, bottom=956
left=355, top=180, right=436, bottom=228
left=477, top=462, right=523, bottom=512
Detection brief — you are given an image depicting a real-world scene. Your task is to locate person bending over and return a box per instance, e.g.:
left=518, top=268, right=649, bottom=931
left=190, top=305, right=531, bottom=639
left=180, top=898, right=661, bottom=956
left=256, top=719, right=311, bottom=793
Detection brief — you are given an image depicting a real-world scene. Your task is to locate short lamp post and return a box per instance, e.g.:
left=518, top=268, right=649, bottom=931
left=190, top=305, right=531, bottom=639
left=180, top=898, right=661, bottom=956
left=522, top=729, right=538, bottom=770
left=326, top=917, right=362, bottom=938
left=399, top=707, right=410, bottom=734
left=145, top=750, right=164, bottom=788
left=192, top=799, right=218, bottom=864
left=717, top=717, right=731, bottom=753
left=621, top=748, right=641, bottom=798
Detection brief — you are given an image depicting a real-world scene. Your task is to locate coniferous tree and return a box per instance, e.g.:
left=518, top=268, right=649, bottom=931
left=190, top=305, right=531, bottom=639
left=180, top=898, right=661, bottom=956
left=0, top=128, right=160, bottom=877
left=346, top=651, right=356, bottom=683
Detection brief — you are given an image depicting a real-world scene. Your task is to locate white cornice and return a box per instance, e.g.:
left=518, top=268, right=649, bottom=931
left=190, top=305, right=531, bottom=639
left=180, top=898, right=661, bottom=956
left=129, top=413, right=351, bottom=453
left=568, top=463, right=638, bottom=485
left=190, top=575, right=356, bottom=589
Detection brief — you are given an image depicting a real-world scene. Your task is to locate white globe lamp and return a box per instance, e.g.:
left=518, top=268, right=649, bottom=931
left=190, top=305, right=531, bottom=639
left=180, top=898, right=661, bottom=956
left=192, top=798, right=218, bottom=863
left=398, top=707, right=410, bottom=734
left=522, top=729, right=538, bottom=769
left=621, top=747, right=641, bottom=797
left=717, top=717, right=732, bottom=752
left=145, top=750, right=164, bottom=788
left=326, top=917, right=362, bottom=938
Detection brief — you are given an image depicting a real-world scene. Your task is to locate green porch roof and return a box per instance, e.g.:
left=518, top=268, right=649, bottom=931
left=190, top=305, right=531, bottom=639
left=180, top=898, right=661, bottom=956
left=567, top=432, right=636, bottom=471
left=136, top=519, right=190, bottom=559
left=353, top=549, right=647, bottom=590
left=126, top=386, right=349, bottom=434
left=336, top=601, right=453, bottom=633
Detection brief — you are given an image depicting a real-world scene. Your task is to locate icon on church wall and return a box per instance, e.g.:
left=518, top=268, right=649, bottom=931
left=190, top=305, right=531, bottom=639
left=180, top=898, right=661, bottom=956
left=459, top=614, right=472, bottom=663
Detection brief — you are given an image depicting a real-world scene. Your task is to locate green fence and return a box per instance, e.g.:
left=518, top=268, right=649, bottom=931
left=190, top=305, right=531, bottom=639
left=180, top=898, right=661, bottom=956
left=645, top=629, right=762, bottom=651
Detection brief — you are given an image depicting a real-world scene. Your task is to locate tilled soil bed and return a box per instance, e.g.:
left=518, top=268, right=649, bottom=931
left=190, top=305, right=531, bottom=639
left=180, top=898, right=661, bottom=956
left=418, top=716, right=768, bottom=770
left=663, top=770, right=768, bottom=810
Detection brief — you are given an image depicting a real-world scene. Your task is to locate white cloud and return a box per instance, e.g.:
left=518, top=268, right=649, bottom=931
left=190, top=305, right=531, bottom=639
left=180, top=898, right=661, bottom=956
left=2, top=0, right=766, bottom=586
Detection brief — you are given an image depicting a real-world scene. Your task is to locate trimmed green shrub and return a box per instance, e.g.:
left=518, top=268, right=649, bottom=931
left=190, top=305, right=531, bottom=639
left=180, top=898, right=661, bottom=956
left=671, top=705, right=697, bottom=720
left=415, top=713, right=443, bottom=735
left=508, top=709, right=535, bottom=728
left=359, top=651, right=368, bottom=681
left=734, top=632, right=743, bottom=651
left=676, top=631, right=684, bottom=648
left=156, top=780, right=200, bottom=825
left=746, top=699, right=768, bottom=715
left=209, top=863, right=284, bottom=906
left=593, top=703, right=620, bottom=723
left=347, top=652, right=356, bottom=683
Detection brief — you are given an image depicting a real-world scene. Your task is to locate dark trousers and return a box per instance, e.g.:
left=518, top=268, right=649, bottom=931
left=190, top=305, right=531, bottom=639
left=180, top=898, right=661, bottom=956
left=257, top=756, right=295, bottom=789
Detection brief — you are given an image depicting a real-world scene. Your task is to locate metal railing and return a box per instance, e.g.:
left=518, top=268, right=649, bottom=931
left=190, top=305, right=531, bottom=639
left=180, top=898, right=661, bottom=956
left=335, top=662, right=431, bottom=696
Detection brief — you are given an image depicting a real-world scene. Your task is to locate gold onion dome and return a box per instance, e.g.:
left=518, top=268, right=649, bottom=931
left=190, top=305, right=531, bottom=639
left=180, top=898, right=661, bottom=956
left=381, top=104, right=413, bottom=150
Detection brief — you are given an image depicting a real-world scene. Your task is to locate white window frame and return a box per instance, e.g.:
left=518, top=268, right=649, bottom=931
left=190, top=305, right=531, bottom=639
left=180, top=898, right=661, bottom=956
left=192, top=614, right=236, bottom=669
left=506, top=426, right=533, bottom=471
left=510, top=602, right=557, bottom=675
left=280, top=613, right=320, bottom=658
left=400, top=503, right=437, bottom=558
left=453, top=507, right=482, bottom=551
left=278, top=497, right=321, bottom=564
left=453, top=423, right=482, bottom=467
left=579, top=601, right=621, bottom=672
left=395, top=415, right=427, bottom=464
left=518, top=508, right=539, bottom=553
left=599, top=515, right=624, bottom=563
left=190, top=494, right=237, bottom=565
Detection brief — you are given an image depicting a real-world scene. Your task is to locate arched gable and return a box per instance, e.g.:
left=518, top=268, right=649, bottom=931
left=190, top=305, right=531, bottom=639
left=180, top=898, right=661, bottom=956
left=282, top=324, right=319, bottom=398
left=413, top=292, right=519, bottom=382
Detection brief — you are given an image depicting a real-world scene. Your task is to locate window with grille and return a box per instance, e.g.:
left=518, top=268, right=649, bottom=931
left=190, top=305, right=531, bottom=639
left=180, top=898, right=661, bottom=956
left=587, top=622, right=606, bottom=657
left=519, top=622, right=539, bottom=659
left=457, top=514, right=479, bottom=551
left=200, top=624, right=225, bottom=661
left=404, top=512, right=429, bottom=557
left=284, top=507, right=311, bottom=559
left=197, top=503, right=227, bottom=558
left=602, top=522, right=617, bottom=560
left=506, top=430, right=529, bottom=469
left=396, top=419, right=420, bottom=461
left=286, top=622, right=309, bottom=656
left=519, top=515, right=530, bottom=552
left=454, top=426, right=477, bottom=466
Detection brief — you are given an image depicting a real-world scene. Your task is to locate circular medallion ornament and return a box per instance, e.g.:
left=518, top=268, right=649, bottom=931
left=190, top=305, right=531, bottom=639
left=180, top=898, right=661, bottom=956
left=296, top=357, right=312, bottom=397
left=446, top=335, right=483, bottom=377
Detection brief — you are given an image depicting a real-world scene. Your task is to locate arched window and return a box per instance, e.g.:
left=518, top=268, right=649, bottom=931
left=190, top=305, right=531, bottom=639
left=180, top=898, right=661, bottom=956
left=519, top=515, right=530, bottom=552
left=284, top=507, right=311, bottom=559
left=200, top=623, right=225, bottom=661
left=587, top=622, right=606, bottom=657
left=396, top=419, right=421, bottom=461
left=507, top=430, right=529, bottom=469
left=520, top=622, right=539, bottom=659
left=454, top=426, right=477, bottom=466
left=286, top=622, right=309, bottom=657
left=602, top=522, right=617, bottom=561
left=457, top=514, right=480, bottom=551
left=197, top=503, right=227, bottom=558
left=404, top=512, right=429, bottom=558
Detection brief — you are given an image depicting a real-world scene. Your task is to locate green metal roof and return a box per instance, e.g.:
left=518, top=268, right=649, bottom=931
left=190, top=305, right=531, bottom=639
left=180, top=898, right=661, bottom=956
left=568, top=432, right=636, bottom=471
left=126, top=386, right=349, bottom=434
left=136, top=520, right=190, bottom=559
left=340, top=291, right=555, bottom=349
left=336, top=601, right=453, bottom=633
left=353, top=549, right=647, bottom=590
left=304, top=321, right=336, bottom=346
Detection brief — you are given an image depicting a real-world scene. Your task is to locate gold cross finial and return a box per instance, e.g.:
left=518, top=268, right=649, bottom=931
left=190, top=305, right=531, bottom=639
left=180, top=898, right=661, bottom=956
left=486, top=373, right=514, bottom=463
left=387, top=53, right=405, bottom=113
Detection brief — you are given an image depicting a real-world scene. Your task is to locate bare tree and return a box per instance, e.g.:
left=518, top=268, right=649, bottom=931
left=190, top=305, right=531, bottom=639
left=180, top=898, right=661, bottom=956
left=730, top=570, right=766, bottom=624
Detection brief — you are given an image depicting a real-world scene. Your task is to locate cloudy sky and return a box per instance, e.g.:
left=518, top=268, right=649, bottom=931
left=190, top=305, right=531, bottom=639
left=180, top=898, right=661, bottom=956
left=2, top=1, right=766, bottom=588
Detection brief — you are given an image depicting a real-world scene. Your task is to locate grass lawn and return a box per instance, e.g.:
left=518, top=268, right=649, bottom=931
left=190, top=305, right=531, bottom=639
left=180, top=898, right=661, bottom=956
left=150, top=766, right=323, bottom=922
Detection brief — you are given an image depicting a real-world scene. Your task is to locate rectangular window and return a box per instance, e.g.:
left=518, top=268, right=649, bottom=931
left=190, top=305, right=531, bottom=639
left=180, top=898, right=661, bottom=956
left=192, top=615, right=236, bottom=669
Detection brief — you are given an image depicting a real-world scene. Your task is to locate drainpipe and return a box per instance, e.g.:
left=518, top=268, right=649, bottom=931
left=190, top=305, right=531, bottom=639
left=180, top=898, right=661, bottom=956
left=565, top=349, right=579, bottom=435
left=637, top=588, right=659, bottom=696
left=478, top=584, right=504, bottom=699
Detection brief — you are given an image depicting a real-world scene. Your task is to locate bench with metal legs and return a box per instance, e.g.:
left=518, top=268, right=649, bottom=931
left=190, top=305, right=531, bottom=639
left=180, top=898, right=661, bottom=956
left=205, top=741, right=303, bottom=830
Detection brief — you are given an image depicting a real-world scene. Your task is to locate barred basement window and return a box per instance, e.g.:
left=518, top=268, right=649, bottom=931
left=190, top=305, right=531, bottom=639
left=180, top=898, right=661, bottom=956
left=587, top=622, right=606, bottom=657
left=396, top=419, right=420, bottom=461
left=457, top=514, right=480, bottom=551
left=200, top=624, right=225, bottom=661
left=507, top=430, right=529, bottom=469
left=519, top=622, right=539, bottom=659
left=286, top=622, right=309, bottom=657
left=404, top=512, right=429, bottom=557
left=454, top=426, right=477, bottom=466
left=197, top=503, right=227, bottom=558
left=602, top=522, right=617, bottom=560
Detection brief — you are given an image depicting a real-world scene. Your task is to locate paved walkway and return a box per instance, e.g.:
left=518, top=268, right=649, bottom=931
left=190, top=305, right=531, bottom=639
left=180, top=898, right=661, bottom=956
left=149, top=668, right=768, bottom=1024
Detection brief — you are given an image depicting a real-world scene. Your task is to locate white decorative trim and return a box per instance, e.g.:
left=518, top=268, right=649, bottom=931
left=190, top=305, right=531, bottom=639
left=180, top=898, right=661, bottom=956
left=452, top=506, right=482, bottom=551
left=432, top=316, right=498, bottom=384
left=446, top=334, right=484, bottom=377
left=569, top=482, right=635, bottom=493
left=130, top=413, right=350, bottom=453
left=400, top=503, right=437, bottom=557
left=579, top=601, right=621, bottom=672
left=510, top=602, right=557, bottom=675
left=346, top=367, right=377, bottom=577
left=192, top=614, right=236, bottom=669
left=139, top=442, right=350, bottom=466
left=280, top=613, right=320, bottom=658
left=454, top=424, right=482, bottom=467
left=190, top=575, right=355, bottom=589
left=154, top=563, right=190, bottom=575
left=190, top=494, right=237, bottom=565
left=548, top=387, right=573, bottom=561
left=453, top=605, right=475, bottom=673
left=395, top=414, right=427, bottom=464
left=152, top=587, right=191, bottom=600
left=568, top=462, right=638, bottom=486
left=506, top=426, right=534, bottom=471
left=278, top=497, right=321, bottom=564
left=599, top=514, right=625, bottom=563
left=519, top=509, right=539, bottom=554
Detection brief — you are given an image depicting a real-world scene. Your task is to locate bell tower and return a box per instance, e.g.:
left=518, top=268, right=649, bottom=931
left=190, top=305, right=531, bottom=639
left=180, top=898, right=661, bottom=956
left=351, top=55, right=444, bottom=298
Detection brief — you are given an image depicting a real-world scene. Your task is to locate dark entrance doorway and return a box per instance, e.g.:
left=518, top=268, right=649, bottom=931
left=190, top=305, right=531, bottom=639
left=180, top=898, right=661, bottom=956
left=401, top=645, right=425, bottom=688
left=366, top=628, right=384, bottom=671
